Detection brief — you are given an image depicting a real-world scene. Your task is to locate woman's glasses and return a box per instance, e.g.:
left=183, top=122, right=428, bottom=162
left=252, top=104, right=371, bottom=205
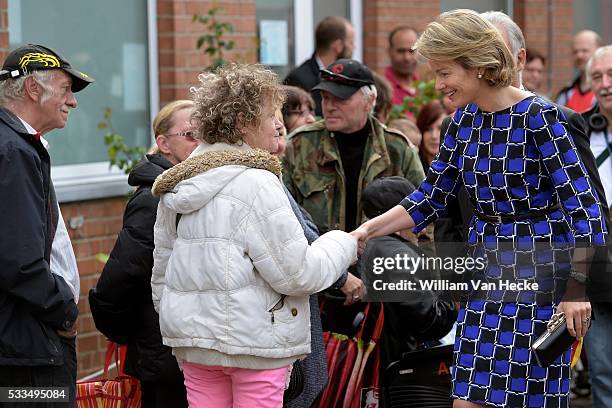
left=286, top=109, right=315, bottom=118
left=165, top=130, right=194, bottom=138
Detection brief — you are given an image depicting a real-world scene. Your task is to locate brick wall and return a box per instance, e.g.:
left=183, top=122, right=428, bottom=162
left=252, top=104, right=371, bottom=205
left=363, top=0, right=440, bottom=75
left=157, top=0, right=257, bottom=105
left=0, top=0, right=7, bottom=62
left=62, top=197, right=127, bottom=379
left=514, top=0, right=575, bottom=98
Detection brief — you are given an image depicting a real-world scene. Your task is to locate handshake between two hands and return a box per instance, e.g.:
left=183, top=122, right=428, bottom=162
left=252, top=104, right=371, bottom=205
left=336, top=226, right=370, bottom=306
left=350, top=225, right=369, bottom=257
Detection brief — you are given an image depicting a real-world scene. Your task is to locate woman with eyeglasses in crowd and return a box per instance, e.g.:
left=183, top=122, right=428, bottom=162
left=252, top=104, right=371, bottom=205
left=89, top=100, right=199, bottom=407
left=281, top=85, right=317, bottom=133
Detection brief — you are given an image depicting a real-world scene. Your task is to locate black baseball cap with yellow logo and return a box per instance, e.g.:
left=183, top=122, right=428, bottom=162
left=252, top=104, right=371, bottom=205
left=0, top=44, right=94, bottom=92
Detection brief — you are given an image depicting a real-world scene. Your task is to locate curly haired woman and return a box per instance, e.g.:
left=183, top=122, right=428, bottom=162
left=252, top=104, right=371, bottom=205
left=151, top=63, right=357, bottom=407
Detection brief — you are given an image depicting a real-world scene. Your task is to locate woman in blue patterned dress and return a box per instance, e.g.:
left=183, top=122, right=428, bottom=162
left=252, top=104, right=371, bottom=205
left=351, top=9, right=607, bottom=408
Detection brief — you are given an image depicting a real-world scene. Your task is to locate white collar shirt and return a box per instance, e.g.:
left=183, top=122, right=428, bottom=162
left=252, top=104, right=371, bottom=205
left=589, top=128, right=612, bottom=210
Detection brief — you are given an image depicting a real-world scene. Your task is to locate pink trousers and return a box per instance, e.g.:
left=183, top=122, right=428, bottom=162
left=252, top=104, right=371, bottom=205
left=182, top=362, right=289, bottom=408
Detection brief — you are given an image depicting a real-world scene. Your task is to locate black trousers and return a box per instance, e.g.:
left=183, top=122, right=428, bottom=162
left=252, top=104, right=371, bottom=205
left=140, top=379, right=188, bottom=408
left=0, top=336, right=76, bottom=408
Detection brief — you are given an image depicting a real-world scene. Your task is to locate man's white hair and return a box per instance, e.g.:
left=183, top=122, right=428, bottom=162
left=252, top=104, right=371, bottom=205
left=361, top=84, right=377, bottom=115
left=0, top=70, right=58, bottom=105
left=480, top=11, right=526, bottom=57
left=586, top=45, right=612, bottom=86
left=481, top=11, right=526, bottom=86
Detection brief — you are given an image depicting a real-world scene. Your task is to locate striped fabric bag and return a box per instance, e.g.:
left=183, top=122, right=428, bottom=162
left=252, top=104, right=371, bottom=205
left=76, top=341, right=141, bottom=408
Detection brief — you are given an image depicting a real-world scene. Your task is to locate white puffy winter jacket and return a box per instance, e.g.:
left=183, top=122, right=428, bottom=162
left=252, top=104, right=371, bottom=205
left=151, top=143, right=357, bottom=369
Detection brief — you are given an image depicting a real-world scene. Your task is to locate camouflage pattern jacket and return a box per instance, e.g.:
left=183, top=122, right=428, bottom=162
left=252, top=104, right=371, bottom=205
left=283, top=116, right=425, bottom=233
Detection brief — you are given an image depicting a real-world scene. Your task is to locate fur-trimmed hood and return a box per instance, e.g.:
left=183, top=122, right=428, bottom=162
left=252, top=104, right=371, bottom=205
left=151, top=144, right=357, bottom=367
left=151, top=143, right=282, bottom=215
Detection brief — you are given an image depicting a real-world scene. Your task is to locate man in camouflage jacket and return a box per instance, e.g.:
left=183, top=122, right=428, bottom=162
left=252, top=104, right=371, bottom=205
left=283, top=59, right=425, bottom=234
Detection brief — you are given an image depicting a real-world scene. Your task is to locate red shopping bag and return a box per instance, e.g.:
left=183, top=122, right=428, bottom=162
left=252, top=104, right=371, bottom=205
left=345, top=303, right=384, bottom=408
left=315, top=302, right=384, bottom=408
left=76, top=341, right=141, bottom=408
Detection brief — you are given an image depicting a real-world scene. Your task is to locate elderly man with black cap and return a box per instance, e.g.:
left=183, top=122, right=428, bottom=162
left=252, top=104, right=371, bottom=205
left=283, top=59, right=424, bottom=238
left=0, top=44, right=93, bottom=407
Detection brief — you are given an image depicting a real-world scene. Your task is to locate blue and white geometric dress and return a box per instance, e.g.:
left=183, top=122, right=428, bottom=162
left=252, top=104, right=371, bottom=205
left=400, top=95, right=607, bottom=407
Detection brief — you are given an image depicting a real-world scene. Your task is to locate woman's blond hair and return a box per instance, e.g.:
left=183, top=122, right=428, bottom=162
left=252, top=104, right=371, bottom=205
left=150, top=99, right=194, bottom=154
left=153, top=99, right=194, bottom=137
left=191, top=63, right=285, bottom=144
left=414, top=9, right=515, bottom=88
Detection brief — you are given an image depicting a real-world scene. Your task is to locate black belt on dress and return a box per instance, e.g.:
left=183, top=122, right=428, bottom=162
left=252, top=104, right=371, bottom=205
left=473, top=203, right=561, bottom=223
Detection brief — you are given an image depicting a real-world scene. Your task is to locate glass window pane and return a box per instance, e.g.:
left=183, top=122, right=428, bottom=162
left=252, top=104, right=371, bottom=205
left=573, top=0, right=612, bottom=42
left=314, top=0, right=350, bottom=27
left=256, top=0, right=294, bottom=79
left=8, top=0, right=150, bottom=166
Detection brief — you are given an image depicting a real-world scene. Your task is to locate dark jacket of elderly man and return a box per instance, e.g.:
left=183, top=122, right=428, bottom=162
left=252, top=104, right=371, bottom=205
left=0, top=44, right=93, bottom=407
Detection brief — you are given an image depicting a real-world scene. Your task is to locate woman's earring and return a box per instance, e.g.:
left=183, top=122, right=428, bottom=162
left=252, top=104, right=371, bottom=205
left=477, top=72, right=483, bottom=79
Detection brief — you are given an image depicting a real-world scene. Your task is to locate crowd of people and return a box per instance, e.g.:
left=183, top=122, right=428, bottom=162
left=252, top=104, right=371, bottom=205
left=0, top=6, right=610, bottom=408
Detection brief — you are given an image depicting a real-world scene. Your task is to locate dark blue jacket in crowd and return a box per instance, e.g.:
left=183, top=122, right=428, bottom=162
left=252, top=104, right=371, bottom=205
left=0, top=107, right=78, bottom=366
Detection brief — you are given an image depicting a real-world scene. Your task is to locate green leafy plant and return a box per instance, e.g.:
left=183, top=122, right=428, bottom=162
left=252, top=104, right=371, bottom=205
left=96, top=107, right=146, bottom=265
left=193, top=2, right=235, bottom=70
left=388, top=79, right=444, bottom=121
left=98, top=107, right=146, bottom=174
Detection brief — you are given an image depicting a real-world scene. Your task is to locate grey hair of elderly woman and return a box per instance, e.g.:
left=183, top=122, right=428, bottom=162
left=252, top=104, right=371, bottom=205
left=190, top=63, right=285, bottom=145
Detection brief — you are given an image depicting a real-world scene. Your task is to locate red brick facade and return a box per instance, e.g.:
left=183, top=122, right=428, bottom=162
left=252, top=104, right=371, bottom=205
left=157, top=0, right=257, bottom=105
left=0, top=0, right=592, bottom=379
left=363, top=0, right=441, bottom=74
left=514, top=0, right=575, bottom=97
left=0, top=0, right=8, bottom=63
left=62, top=198, right=127, bottom=378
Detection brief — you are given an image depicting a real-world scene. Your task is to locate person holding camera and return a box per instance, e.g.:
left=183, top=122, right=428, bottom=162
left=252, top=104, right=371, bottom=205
left=583, top=45, right=612, bottom=408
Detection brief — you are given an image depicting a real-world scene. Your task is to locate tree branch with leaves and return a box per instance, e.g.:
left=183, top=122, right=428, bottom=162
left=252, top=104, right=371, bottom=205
left=388, top=79, right=443, bottom=121
left=98, top=107, right=146, bottom=175
left=193, top=2, right=235, bottom=70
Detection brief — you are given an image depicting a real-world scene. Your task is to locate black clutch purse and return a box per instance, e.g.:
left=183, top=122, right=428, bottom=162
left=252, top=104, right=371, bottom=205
left=531, top=313, right=576, bottom=367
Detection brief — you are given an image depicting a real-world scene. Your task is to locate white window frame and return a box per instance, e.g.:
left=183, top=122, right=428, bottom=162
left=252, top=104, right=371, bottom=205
left=54, top=0, right=159, bottom=203
left=293, top=0, right=363, bottom=66
left=506, top=0, right=513, bottom=17
left=349, top=0, right=363, bottom=62
left=293, top=0, right=314, bottom=65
